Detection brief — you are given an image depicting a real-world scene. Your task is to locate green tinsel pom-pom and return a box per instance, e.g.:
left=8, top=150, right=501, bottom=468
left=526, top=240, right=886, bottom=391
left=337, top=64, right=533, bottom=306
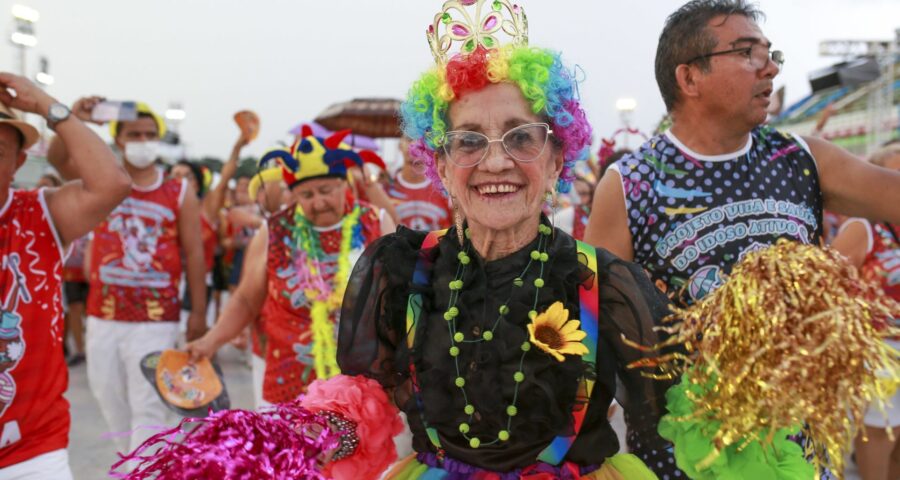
left=658, top=369, right=814, bottom=480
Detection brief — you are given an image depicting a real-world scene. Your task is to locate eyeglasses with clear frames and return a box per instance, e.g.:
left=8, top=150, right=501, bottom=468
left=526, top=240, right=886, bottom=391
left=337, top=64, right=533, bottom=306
left=441, top=123, right=554, bottom=168
left=686, top=43, right=784, bottom=70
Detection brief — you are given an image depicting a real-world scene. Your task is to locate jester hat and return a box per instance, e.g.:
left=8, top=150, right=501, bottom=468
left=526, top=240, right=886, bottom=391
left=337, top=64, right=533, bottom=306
left=248, top=147, right=290, bottom=200
left=274, top=126, right=385, bottom=189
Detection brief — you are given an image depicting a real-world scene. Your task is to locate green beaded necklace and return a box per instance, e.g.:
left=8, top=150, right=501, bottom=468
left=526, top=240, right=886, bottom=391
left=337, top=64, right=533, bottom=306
left=444, top=222, right=554, bottom=448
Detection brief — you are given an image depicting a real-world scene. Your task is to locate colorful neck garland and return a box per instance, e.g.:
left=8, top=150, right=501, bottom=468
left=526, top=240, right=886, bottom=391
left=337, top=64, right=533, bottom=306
left=290, top=204, right=363, bottom=380
left=443, top=222, right=554, bottom=448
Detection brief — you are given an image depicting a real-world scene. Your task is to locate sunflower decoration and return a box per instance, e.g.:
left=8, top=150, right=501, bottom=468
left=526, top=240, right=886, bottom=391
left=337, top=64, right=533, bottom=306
left=527, top=302, right=589, bottom=362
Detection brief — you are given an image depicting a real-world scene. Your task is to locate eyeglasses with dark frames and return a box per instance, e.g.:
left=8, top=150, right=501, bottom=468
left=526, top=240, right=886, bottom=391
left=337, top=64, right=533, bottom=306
left=686, top=44, right=784, bottom=70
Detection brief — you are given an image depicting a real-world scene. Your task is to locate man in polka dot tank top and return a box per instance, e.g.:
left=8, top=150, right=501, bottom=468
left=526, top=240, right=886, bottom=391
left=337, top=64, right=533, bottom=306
left=585, top=1, right=900, bottom=479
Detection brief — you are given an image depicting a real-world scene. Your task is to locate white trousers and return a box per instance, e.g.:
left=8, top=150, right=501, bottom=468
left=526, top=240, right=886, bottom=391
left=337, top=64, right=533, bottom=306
left=85, top=316, right=179, bottom=454
left=251, top=353, right=268, bottom=410
left=0, top=449, right=72, bottom=480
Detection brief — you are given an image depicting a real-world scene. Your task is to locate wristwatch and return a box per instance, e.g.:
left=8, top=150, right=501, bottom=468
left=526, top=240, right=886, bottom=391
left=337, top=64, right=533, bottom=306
left=46, top=102, right=71, bottom=130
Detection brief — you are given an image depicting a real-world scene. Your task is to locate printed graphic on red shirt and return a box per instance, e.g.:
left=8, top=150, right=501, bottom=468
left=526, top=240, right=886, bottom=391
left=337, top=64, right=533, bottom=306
left=88, top=178, right=184, bottom=322
left=0, top=254, right=29, bottom=418
left=100, top=198, right=174, bottom=288
left=388, top=177, right=452, bottom=231
left=0, top=190, right=69, bottom=467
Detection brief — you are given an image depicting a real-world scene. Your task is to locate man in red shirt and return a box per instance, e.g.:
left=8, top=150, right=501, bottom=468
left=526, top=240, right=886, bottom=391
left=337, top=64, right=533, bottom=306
left=48, top=100, right=207, bottom=456
left=387, top=136, right=452, bottom=231
left=0, top=74, right=131, bottom=478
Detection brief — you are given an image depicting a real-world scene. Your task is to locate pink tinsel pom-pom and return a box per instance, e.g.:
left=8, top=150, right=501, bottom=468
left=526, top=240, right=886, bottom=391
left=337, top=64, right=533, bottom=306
left=110, top=401, right=338, bottom=480
left=300, top=375, right=404, bottom=480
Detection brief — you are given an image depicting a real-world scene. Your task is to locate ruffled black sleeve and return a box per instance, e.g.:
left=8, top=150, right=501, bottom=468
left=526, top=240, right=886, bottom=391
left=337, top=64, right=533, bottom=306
left=337, top=227, right=425, bottom=392
left=560, top=246, right=676, bottom=467
left=595, top=249, right=679, bottom=465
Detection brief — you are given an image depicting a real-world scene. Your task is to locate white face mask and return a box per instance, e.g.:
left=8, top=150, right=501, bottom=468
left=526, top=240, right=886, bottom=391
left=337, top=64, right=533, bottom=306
left=124, top=141, right=160, bottom=169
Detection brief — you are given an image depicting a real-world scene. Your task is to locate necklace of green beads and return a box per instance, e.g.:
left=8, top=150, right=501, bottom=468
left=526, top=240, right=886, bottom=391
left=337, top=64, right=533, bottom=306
left=441, top=222, right=554, bottom=449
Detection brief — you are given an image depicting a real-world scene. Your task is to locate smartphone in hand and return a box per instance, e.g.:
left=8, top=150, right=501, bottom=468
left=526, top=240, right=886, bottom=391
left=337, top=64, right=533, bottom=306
left=91, top=101, right=138, bottom=123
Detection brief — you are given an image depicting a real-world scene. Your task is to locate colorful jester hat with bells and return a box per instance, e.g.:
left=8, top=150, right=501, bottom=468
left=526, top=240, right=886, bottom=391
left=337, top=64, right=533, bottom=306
left=272, top=125, right=385, bottom=189
left=248, top=147, right=290, bottom=202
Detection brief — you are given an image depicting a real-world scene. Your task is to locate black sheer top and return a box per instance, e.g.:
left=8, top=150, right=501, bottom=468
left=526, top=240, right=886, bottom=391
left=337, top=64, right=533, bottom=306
left=338, top=226, right=675, bottom=471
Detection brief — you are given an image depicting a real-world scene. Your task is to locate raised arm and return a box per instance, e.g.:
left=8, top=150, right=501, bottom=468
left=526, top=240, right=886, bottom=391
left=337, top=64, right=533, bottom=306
left=584, top=169, right=634, bottom=261
left=0, top=76, right=131, bottom=246
left=178, top=182, right=209, bottom=341
left=806, top=136, right=900, bottom=224
left=46, top=96, right=106, bottom=180
left=186, top=224, right=268, bottom=360
left=204, top=134, right=249, bottom=222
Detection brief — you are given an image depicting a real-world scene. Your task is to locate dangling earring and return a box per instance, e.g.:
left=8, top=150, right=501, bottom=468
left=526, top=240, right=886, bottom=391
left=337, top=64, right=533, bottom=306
left=545, top=186, right=558, bottom=234
left=450, top=196, right=464, bottom=246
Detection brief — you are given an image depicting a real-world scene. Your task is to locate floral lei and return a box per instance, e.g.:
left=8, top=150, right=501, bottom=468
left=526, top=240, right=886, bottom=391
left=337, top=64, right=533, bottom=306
left=290, top=204, right=364, bottom=380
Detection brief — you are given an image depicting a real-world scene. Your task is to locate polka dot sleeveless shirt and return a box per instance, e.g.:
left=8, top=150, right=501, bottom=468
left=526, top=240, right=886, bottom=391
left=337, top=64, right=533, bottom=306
left=611, top=126, right=823, bottom=306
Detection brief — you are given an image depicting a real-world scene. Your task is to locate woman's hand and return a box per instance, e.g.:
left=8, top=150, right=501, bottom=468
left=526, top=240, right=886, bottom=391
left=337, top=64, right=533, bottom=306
left=303, top=417, right=340, bottom=469
left=185, top=333, right=220, bottom=362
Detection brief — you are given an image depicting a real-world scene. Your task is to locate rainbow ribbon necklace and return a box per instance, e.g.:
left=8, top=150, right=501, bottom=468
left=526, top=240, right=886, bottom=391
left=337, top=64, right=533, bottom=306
left=290, top=204, right=363, bottom=379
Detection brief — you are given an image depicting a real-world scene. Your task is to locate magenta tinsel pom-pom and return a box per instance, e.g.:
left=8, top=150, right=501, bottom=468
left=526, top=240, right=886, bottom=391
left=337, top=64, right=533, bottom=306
left=110, top=401, right=339, bottom=479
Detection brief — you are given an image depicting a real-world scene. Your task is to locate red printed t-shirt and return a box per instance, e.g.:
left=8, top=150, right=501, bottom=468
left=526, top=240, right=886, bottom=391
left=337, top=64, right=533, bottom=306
left=261, top=203, right=381, bottom=403
left=0, top=189, right=69, bottom=467
left=388, top=174, right=452, bottom=231
left=62, top=234, right=89, bottom=283
left=87, top=175, right=186, bottom=322
left=573, top=205, right=590, bottom=241
left=840, top=219, right=900, bottom=339
left=846, top=219, right=900, bottom=301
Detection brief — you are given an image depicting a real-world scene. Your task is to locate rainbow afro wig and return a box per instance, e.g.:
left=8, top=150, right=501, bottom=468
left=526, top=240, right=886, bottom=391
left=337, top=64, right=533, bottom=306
left=400, top=44, right=592, bottom=194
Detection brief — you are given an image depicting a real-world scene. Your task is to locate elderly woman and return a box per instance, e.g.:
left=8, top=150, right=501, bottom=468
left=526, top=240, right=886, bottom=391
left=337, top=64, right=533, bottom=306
left=117, top=4, right=675, bottom=478
left=186, top=129, right=395, bottom=405
left=337, top=1, right=674, bottom=478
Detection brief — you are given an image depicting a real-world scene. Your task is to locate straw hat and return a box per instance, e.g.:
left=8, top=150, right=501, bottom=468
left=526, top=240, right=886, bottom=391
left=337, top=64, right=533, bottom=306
left=0, top=102, right=39, bottom=150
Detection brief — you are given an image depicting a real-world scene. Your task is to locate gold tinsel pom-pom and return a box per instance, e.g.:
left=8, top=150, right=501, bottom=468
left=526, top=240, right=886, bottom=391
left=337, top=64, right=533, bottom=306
left=643, top=239, right=900, bottom=477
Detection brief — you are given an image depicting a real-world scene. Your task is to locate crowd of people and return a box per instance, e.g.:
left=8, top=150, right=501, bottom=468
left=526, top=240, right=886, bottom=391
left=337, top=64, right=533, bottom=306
left=0, top=0, right=898, bottom=479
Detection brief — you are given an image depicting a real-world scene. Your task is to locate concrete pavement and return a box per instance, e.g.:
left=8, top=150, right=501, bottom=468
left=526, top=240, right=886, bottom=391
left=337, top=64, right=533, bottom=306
left=66, top=345, right=254, bottom=479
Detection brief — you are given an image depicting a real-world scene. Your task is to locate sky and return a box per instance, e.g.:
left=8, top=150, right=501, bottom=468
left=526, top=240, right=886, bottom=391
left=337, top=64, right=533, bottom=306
left=3, top=0, right=899, bottom=165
